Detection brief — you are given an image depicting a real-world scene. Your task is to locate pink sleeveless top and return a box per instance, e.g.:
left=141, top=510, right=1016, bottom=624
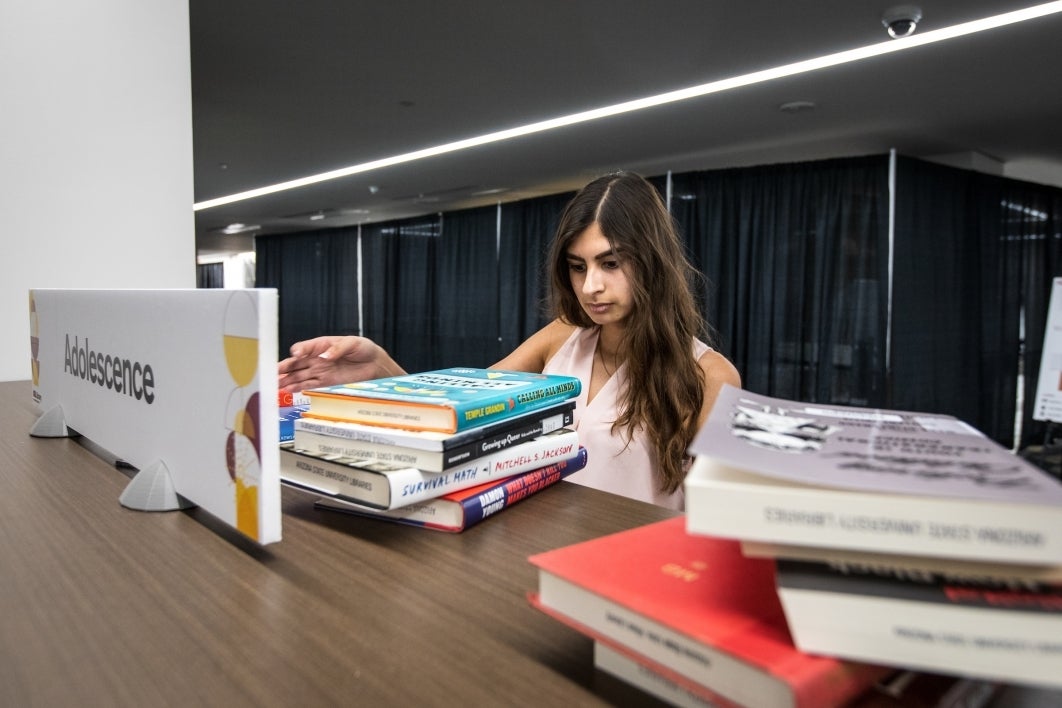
left=543, top=327, right=710, bottom=511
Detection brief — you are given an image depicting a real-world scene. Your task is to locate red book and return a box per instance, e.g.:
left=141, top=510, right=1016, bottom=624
left=528, top=517, right=891, bottom=708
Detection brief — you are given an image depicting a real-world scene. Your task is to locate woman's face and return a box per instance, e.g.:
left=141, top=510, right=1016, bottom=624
left=565, top=222, right=634, bottom=328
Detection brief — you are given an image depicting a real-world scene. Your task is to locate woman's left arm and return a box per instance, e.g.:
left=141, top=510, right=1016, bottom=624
left=696, top=350, right=741, bottom=428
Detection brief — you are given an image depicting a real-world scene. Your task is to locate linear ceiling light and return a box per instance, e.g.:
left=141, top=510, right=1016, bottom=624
left=194, top=1, right=1062, bottom=211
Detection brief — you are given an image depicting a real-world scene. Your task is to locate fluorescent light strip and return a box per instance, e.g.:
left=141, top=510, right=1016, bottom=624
left=194, top=1, right=1062, bottom=211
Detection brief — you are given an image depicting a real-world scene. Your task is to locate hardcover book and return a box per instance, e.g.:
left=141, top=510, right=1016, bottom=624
left=278, top=404, right=308, bottom=443
left=280, top=427, right=580, bottom=509
left=313, top=447, right=587, bottom=532
left=528, top=517, right=890, bottom=708
left=302, top=367, right=580, bottom=433
left=774, top=557, right=1062, bottom=689
left=595, top=641, right=998, bottom=708
left=294, top=400, right=575, bottom=472
left=741, top=540, right=1062, bottom=585
left=685, top=385, right=1062, bottom=565
left=593, top=640, right=719, bottom=708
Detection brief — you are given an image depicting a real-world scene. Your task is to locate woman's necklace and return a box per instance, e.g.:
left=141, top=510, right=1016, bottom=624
left=596, top=339, right=615, bottom=378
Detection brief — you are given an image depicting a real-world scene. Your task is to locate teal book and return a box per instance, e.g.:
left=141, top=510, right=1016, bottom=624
left=303, top=367, right=581, bottom=434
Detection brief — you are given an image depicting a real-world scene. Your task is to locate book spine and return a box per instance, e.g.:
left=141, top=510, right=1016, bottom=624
left=685, top=458, right=1062, bottom=565
left=457, top=447, right=588, bottom=527
left=440, top=405, right=575, bottom=466
left=391, top=429, right=580, bottom=508
left=451, top=380, right=580, bottom=432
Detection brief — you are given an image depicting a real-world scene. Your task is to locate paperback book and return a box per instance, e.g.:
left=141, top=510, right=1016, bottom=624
left=314, top=446, right=587, bottom=532
left=528, top=517, right=890, bottom=708
left=280, top=427, right=579, bottom=509
left=685, top=385, right=1062, bottom=565
left=774, top=557, right=1062, bottom=689
left=302, top=367, right=580, bottom=433
left=294, top=400, right=575, bottom=471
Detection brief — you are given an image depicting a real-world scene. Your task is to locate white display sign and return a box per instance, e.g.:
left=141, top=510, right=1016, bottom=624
left=29, top=289, right=281, bottom=544
left=1034, top=277, right=1062, bottom=423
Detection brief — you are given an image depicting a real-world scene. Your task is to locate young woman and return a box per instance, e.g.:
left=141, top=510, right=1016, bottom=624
left=278, top=171, right=740, bottom=509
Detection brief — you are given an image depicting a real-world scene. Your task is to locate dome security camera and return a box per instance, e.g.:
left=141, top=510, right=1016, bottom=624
left=882, top=5, right=922, bottom=38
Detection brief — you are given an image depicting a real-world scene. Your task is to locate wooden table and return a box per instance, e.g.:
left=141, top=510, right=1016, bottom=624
left=0, top=380, right=677, bottom=706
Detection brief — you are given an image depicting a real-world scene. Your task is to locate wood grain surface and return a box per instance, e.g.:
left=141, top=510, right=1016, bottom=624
left=0, top=380, right=677, bottom=706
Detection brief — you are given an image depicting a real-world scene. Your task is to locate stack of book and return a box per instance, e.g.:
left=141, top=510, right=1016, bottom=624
left=683, top=384, right=1062, bottom=691
left=280, top=367, right=585, bottom=532
left=277, top=390, right=310, bottom=443
left=525, top=384, right=1044, bottom=706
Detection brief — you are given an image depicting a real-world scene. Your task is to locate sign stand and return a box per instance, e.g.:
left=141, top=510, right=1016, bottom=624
left=118, top=460, right=193, bottom=511
left=29, top=405, right=73, bottom=438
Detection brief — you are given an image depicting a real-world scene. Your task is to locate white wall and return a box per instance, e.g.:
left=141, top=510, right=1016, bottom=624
left=0, top=1, right=194, bottom=382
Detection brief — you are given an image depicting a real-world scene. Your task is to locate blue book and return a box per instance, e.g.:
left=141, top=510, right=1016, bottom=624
left=303, top=367, right=581, bottom=434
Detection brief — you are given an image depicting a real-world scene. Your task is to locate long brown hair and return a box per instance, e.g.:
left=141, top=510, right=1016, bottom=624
left=547, top=171, right=708, bottom=493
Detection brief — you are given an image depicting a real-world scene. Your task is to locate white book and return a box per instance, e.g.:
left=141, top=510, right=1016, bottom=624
left=775, top=558, right=1062, bottom=689
left=280, top=427, right=579, bottom=510
left=685, top=385, right=1062, bottom=566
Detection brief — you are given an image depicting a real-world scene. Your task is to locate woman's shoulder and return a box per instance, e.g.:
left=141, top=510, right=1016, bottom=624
left=697, top=347, right=741, bottom=386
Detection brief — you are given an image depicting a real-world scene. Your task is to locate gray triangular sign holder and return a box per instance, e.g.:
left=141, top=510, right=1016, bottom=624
left=119, top=460, right=194, bottom=511
left=29, top=405, right=74, bottom=438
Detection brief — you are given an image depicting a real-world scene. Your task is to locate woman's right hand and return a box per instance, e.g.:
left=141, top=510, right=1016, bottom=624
left=277, top=335, right=405, bottom=393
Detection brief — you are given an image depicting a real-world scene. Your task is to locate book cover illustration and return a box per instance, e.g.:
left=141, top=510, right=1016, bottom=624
left=691, top=385, right=1062, bottom=504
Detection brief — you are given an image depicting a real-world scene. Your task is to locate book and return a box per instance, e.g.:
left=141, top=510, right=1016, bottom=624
left=593, top=643, right=998, bottom=708
left=294, top=400, right=576, bottom=472
left=302, top=367, right=581, bottom=434
left=527, top=517, right=891, bottom=708
left=774, top=557, right=1062, bottom=689
left=280, top=427, right=580, bottom=509
left=592, top=640, right=720, bottom=708
left=278, top=404, right=308, bottom=443
left=741, top=540, right=1062, bottom=584
left=684, top=385, right=1062, bottom=565
left=278, top=390, right=311, bottom=407
left=313, top=446, right=587, bottom=532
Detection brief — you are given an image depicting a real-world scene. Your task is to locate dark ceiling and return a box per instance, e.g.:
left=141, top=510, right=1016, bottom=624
left=190, top=1, right=1062, bottom=257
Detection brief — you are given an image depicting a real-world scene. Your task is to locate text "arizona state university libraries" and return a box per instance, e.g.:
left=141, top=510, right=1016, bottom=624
left=64, top=334, right=156, bottom=404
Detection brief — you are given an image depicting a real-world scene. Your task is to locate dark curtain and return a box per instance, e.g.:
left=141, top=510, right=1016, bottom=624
left=437, top=205, right=502, bottom=367
left=360, top=216, right=441, bottom=373
left=498, top=191, right=575, bottom=353
left=254, top=227, right=360, bottom=360
left=892, top=156, right=1062, bottom=447
left=669, top=156, right=891, bottom=406
left=250, top=154, right=1062, bottom=452
left=196, top=262, right=224, bottom=288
